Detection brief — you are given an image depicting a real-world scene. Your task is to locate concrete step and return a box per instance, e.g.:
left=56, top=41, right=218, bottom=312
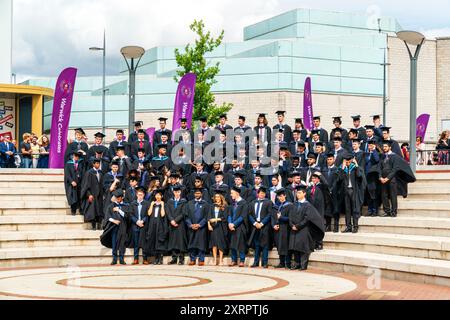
left=0, top=169, right=64, bottom=175
left=339, top=217, right=450, bottom=237
left=408, top=184, right=450, bottom=193
left=0, top=181, right=64, bottom=189
left=406, top=193, right=450, bottom=200
left=416, top=172, right=450, bottom=180
left=0, top=195, right=67, bottom=202
left=0, top=215, right=88, bottom=231
left=397, top=200, right=450, bottom=211
left=308, top=249, right=450, bottom=287
left=0, top=175, right=63, bottom=182
left=0, top=188, right=65, bottom=195
left=396, top=209, right=450, bottom=218
left=0, top=230, right=101, bottom=249
left=0, top=200, right=68, bottom=209
left=324, top=233, right=450, bottom=260
left=0, top=208, right=71, bottom=216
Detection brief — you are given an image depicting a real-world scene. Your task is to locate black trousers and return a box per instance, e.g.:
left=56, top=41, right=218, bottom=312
left=344, top=187, right=355, bottom=227
left=381, top=178, right=398, bottom=214
left=292, top=251, right=311, bottom=270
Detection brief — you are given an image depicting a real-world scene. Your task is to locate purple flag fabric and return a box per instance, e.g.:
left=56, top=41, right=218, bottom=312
left=303, top=77, right=314, bottom=131
left=416, top=114, right=430, bottom=141
left=146, top=128, right=156, bottom=145
left=49, top=67, right=77, bottom=169
left=172, top=73, right=197, bottom=142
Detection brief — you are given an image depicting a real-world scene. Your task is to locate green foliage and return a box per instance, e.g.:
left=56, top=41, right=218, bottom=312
left=174, top=20, right=233, bottom=126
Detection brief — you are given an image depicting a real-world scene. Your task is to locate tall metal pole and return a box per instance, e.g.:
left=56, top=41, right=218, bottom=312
left=128, top=58, right=136, bottom=137
left=102, top=30, right=106, bottom=136
left=382, top=48, right=387, bottom=125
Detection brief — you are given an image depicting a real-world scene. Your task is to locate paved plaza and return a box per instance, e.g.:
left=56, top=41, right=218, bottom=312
left=0, top=265, right=449, bottom=300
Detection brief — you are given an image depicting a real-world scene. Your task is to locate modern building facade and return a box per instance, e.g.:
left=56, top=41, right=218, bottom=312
left=23, top=8, right=450, bottom=142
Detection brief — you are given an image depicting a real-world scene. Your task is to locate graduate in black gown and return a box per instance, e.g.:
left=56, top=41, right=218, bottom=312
left=100, top=189, right=132, bottom=265
left=64, top=151, right=85, bottom=215
left=208, top=190, right=229, bottom=266
left=80, top=158, right=104, bottom=230
left=128, top=121, right=150, bottom=144
left=144, top=190, right=169, bottom=265
left=87, top=132, right=109, bottom=161
left=272, top=188, right=294, bottom=269
left=307, top=172, right=330, bottom=250
left=102, top=161, right=124, bottom=217
left=322, top=153, right=341, bottom=233
left=228, top=186, right=249, bottom=267
left=166, top=185, right=188, bottom=265
left=338, top=154, right=367, bottom=233
left=379, top=140, right=416, bottom=217
left=248, top=187, right=273, bottom=268
left=64, top=128, right=89, bottom=163
left=129, top=187, right=150, bottom=265
left=289, top=185, right=325, bottom=270
left=381, top=127, right=402, bottom=157
left=185, top=188, right=210, bottom=266
left=364, top=140, right=381, bottom=217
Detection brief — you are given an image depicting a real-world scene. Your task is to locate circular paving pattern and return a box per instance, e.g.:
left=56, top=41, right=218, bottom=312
left=0, top=265, right=357, bottom=300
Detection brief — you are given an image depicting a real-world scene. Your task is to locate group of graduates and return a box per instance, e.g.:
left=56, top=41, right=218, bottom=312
left=63, top=111, right=416, bottom=269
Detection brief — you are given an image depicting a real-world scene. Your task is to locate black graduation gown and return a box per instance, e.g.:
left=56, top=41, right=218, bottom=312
left=330, top=128, right=348, bottom=142
left=87, top=145, right=109, bottom=161
left=131, top=140, right=153, bottom=158
left=109, top=140, right=130, bottom=158
left=64, top=160, right=85, bottom=206
left=185, top=200, right=210, bottom=252
left=128, top=131, right=150, bottom=144
left=271, top=201, right=294, bottom=256
left=80, top=168, right=104, bottom=222
left=289, top=201, right=325, bottom=254
left=321, top=166, right=340, bottom=216
left=273, top=124, right=293, bottom=143
left=365, top=152, right=381, bottom=200
left=378, top=153, right=416, bottom=197
left=337, top=166, right=367, bottom=214
left=102, top=172, right=124, bottom=215
left=228, top=199, right=249, bottom=253
left=207, top=206, right=229, bottom=252
left=124, top=186, right=137, bottom=204
left=166, top=199, right=188, bottom=253
left=153, top=129, right=173, bottom=145
left=247, top=199, right=274, bottom=249
left=307, top=181, right=331, bottom=220
left=64, top=141, right=89, bottom=163
left=144, top=203, right=169, bottom=255
left=100, top=202, right=132, bottom=250
left=129, top=200, right=150, bottom=249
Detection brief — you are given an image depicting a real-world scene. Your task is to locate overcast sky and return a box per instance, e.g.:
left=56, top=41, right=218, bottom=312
left=12, top=0, right=450, bottom=82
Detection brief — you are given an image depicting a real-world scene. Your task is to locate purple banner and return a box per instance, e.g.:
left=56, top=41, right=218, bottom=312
left=49, top=67, right=78, bottom=169
left=146, top=127, right=156, bottom=145
left=303, top=77, right=314, bottom=131
left=416, top=114, right=430, bottom=141
left=172, top=73, right=197, bottom=142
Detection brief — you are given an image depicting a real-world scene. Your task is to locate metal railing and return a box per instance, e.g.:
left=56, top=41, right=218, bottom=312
left=416, top=150, right=450, bottom=166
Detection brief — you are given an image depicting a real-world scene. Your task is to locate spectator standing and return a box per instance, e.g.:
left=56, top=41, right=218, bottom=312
left=20, top=133, right=33, bottom=168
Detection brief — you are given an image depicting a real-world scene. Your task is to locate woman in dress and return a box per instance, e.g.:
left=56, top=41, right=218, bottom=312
left=145, top=176, right=161, bottom=201
left=37, top=135, right=50, bottom=168
left=144, top=190, right=168, bottom=265
left=207, top=192, right=229, bottom=266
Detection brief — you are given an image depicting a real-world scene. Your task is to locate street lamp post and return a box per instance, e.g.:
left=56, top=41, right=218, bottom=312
left=120, top=46, right=145, bottom=137
left=396, top=30, right=426, bottom=173
left=89, top=30, right=107, bottom=136
left=380, top=47, right=391, bottom=125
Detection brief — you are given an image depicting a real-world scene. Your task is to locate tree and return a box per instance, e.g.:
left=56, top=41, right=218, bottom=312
left=174, top=20, right=233, bottom=126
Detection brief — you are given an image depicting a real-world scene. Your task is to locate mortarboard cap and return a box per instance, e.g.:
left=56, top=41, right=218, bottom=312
left=275, top=111, right=286, bottom=116
left=333, top=136, right=343, bottom=142
left=315, top=142, right=324, bottom=147
left=158, top=117, right=168, bottom=122
left=136, top=186, right=146, bottom=193
left=238, top=116, right=246, bottom=121
left=372, top=115, right=381, bottom=120
left=172, top=184, right=182, bottom=192
left=311, top=130, right=320, bottom=135
left=313, top=116, right=321, bottom=121
left=231, top=186, right=242, bottom=194
left=94, top=132, right=106, bottom=138
left=275, top=188, right=287, bottom=196
left=381, top=126, right=391, bottom=133
left=295, top=185, right=307, bottom=192
left=219, top=114, right=228, bottom=119
left=348, top=129, right=359, bottom=135
left=75, top=128, right=85, bottom=135
left=257, top=186, right=268, bottom=194
left=112, top=190, right=124, bottom=198
left=295, top=118, right=303, bottom=123
left=199, top=116, right=208, bottom=122
left=134, top=121, right=143, bottom=127
left=351, top=115, right=361, bottom=121
left=307, top=153, right=317, bottom=160
left=92, top=158, right=101, bottom=164
left=365, top=125, right=375, bottom=130
left=343, top=153, right=353, bottom=161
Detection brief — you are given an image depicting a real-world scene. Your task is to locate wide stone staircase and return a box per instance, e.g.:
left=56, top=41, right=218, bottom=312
left=0, top=169, right=449, bottom=287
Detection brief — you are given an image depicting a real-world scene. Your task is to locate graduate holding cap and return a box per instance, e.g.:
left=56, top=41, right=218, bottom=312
left=64, top=128, right=89, bottom=163
left=273, top=111, right=292, bottom=143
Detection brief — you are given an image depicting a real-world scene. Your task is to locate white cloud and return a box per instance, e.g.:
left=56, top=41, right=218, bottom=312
left=423, top=28, right=450, bottom=39
left=11, top=0, right=450, bottom=79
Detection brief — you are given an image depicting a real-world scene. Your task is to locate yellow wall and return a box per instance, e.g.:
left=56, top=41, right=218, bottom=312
left=31, top=95, right=43, bottom=136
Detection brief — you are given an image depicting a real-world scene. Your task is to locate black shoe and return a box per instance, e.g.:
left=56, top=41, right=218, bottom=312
left=91, top=222, right=97, bottom=231
left=325, top=224, right=332, bottom=232
left=251, top=264, right=259, bottom=268
left=262, top=264, right=269, bottom=269
left=178, top=259, right=185, bottom=265
left=97, top=223, right=102, bottom=230
left=111, top=259, right=118, bottom=265
left=372, top=212, right=379, bottom=217
left=274, top=264, right=285, bottom=269
left=352, top=226, right=359, bottom=233
left=71, top=211, right=76, bottom=216
left=119, top=259, right=126, bottom=265
left=333, top=223, right=339, bottom=233
left=391, top=211, right=397, bottom=217
left=342, top=227, right=353, bottom=233
left=158, top=255, right=164, bottom=265
left=315, top=244, right=324, bottom=251
left=381, top=212, right=391, bottom=217
left=290, top=264, right=301, bottom=270
left=169, top=258, right=178, bottom=265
